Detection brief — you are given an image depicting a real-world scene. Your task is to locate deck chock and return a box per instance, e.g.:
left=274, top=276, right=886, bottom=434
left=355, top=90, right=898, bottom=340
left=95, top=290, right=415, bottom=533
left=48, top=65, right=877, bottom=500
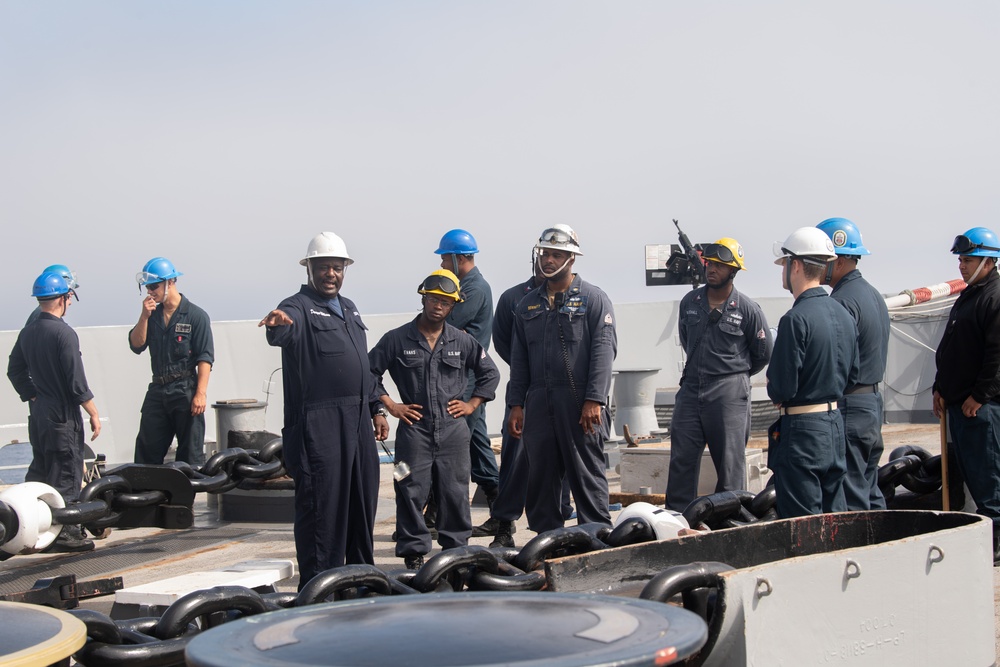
left=0, top=573, right=124, bottom=609
left=111, top=559, right=294, bottom=619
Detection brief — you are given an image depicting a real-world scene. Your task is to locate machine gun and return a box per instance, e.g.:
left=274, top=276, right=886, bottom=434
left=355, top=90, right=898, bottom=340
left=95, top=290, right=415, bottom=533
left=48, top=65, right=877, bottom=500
left=644, top=219, right=707, bottom=288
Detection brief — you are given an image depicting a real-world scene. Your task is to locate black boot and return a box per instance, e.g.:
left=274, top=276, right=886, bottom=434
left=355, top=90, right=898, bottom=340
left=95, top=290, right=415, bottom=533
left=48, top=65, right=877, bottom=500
left=472, top=516, right=501, bottom=537
left=404, top=554, right=424, bottom=570
left=489, top=521, right=515, bottom=549
left=472, top=516, right=517, bottom=537
left=49, top=525, right=95, bottom=553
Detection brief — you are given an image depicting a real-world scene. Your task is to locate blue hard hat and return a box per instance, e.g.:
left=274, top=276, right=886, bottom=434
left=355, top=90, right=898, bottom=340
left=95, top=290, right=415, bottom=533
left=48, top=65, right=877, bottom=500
left=816, top=218, right=870, bottom=256
left=31, top=271, right=71, bottom=299
left=137, top=257, right=183, bottom=285
left=434, top=229, right=479, bottom=255
left=42, top=264, right=79, bottom=289
left=951, top=227, right=1000, bottom=258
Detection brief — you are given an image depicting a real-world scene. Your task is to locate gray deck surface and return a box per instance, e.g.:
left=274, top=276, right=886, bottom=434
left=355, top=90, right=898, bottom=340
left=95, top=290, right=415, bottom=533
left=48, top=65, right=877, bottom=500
left=1, top=423, right=997, bottom=661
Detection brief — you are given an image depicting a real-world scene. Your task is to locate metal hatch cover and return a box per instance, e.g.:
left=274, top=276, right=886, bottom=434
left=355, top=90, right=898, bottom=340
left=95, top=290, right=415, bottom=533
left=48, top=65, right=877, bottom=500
left=185, top=592, right=709, bottom=667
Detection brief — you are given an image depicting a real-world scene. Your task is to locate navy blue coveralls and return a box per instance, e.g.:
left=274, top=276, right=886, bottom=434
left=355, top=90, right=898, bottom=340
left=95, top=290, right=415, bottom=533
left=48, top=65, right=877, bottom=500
left=666, top=286, right=772, bottom=511
left=509, top=274, right=617, bottom=532
left=766, top=287, right=859, bottom=518
left=266, top=286, right=381, bottom=588
left=369, top=318, right=499, bottom=558
left=490, top=278, right=573, bottom=524
left=446, top=266, right=498, bottom=494
left=831, top=269, right=890, bottom=510
left=934, top=270, right=1000, bottom=524
left=22, top=307, right=53, bottom=468
left=8, top=313, right=94, bottom=503
left=130, top=294, right=214, bottom=466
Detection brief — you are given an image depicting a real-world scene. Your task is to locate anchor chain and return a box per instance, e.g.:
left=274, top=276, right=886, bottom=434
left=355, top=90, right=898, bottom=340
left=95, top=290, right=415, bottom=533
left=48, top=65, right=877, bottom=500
left=0, top=440, right=287, bottom=556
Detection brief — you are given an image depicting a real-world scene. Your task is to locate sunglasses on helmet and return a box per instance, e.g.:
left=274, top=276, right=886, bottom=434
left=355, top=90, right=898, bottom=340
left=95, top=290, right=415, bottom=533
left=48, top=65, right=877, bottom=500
left=419, top=274, right=459, bottom=295
left=951, top=235, right=1000, bottom=255
left=701, top=243, right=736, bottom=264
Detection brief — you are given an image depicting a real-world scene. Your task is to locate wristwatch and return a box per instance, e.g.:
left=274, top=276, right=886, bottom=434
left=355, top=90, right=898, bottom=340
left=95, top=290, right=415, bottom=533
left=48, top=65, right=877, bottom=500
left=374, top=407, right=390, bottom=419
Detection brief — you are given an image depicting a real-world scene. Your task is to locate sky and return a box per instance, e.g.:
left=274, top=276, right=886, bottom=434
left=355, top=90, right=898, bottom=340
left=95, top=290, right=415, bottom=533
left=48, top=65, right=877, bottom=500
left=1, top=1, right=997, bottom=331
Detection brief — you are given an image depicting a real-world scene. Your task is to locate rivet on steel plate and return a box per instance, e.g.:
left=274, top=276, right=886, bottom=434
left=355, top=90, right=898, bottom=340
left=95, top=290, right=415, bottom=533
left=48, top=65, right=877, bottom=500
left=927, top=545, right=944, bottom=564
left=755, top=577, right=772, bottom=598
left=844, top=559, right=861, bottom=579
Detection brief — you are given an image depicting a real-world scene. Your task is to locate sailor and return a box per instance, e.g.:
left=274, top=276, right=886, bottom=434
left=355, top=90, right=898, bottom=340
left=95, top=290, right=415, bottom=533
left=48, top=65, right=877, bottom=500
left=434, top=229, right=499, bottom=518
left=508, top=225, right=618, bottom=533
left=26, top=264, right=78, bottom=326
left=767, top=227, right=859, bottom=517
left=129, top=258, right=214, bottom=466
left=817, top=218, right=890, bottom=510
left=933, top=227, right=1000, bottom=562
left=8, top=271, right=101, bottom=552
left=471, top=256, right=573, bottom=547
left=368, top=269, right=500, bottom=569
left=23, top=264, right=80, bottom=474
left=666, top=237, right=772, bottom=511
left=260, top=232, right=388, bottom=587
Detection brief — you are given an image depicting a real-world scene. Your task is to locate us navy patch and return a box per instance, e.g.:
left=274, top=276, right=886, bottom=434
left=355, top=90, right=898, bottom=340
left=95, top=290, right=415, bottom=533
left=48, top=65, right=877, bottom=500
left=310, top=309, right=331, bottom=317
left=559, top=295, right=588, bottom=316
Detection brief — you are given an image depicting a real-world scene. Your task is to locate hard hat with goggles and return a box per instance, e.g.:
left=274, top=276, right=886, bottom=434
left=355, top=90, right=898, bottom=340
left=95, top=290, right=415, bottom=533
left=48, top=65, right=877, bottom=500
left=418, top=269, right=463, bottom=302
left=951, top=228, right=1000, bottom=258
left=702, top=237, right=745, bottom=270
left=535, top=225, right=583, bottom=255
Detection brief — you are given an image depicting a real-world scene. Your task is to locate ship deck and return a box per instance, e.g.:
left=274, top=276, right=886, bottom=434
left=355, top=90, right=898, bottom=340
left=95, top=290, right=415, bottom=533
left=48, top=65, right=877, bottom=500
left=1, top=424, right=997, bottom=661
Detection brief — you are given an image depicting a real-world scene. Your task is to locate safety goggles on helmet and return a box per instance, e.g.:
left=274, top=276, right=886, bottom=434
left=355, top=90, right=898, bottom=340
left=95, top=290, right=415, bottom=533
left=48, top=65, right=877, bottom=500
left=701, top=243, right=736, bottom=264
left=539, top=228, right=575, bottom=247
left=418, top=274, right=460, bottom=296
left=136, top=272, right=166, bottom=292
left=951, top=235, right=1000, bottom=255
left=775, top=247, right=831, bottom=268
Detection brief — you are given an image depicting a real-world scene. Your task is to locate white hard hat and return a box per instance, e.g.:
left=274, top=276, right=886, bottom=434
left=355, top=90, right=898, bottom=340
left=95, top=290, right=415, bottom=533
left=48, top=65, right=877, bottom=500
left=300, top=232, right=354, bottom=266
left=773, top=227, right=837, bottom=265
left=536, top=224, right=583, bottom=255
left=613, top=502, right=690, bottom=540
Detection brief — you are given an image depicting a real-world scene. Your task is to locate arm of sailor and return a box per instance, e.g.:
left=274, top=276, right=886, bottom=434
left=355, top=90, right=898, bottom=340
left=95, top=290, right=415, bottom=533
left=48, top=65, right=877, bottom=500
left=191, top=361, right=211, bottom=416
left=507, top=405, right=524, bottom=438
left=81, top=398, right=101, bottom=440
left=129, top=296, right=158, bottom=351
left=746, top=305, right=773, bottom=377
left=585, top=291, right=617, bottom=404
left=262, top=300, right=300, bottom=348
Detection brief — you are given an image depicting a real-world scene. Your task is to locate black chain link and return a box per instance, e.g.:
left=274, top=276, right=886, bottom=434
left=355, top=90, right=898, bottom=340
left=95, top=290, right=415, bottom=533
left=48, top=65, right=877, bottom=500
left=0, top=441, right=287, bottom=555
left=18, top=441, right=951, bottom=665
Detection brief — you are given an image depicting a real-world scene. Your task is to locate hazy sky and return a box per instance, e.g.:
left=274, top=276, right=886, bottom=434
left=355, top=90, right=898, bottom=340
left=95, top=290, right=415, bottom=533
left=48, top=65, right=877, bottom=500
left=1, top=2, right=997, bottom=331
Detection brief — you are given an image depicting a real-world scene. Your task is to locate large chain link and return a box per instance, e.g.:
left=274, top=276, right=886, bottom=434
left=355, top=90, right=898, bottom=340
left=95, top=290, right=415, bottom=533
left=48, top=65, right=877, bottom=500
left=39, top=442, right=947, bottom=665
left=0, top=440, right=287, bottom=555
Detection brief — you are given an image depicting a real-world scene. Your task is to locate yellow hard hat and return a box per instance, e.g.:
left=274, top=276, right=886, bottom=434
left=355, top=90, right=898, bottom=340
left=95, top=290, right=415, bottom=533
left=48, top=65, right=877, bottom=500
left=702, top=237, right=746, bottom=270
left=418, top=269, right=463, bottom=302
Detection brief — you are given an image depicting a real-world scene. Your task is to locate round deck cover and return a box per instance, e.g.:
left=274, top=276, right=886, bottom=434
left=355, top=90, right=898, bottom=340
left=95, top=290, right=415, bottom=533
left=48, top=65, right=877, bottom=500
left=186, top=592, right=708, bottom=666
left=0, top=601, right=87, bottom=666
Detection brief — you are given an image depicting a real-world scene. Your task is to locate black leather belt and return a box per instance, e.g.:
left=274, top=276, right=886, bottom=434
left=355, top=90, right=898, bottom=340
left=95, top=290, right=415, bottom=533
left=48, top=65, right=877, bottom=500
left=152, top=370, right=193, bottom=385
left=844, top=383, right=877, bottom=395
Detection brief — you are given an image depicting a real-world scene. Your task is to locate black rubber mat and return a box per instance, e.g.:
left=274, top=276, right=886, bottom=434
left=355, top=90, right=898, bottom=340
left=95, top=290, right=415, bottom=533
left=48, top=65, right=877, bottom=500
left=0, top=526, right=260, bottom=595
